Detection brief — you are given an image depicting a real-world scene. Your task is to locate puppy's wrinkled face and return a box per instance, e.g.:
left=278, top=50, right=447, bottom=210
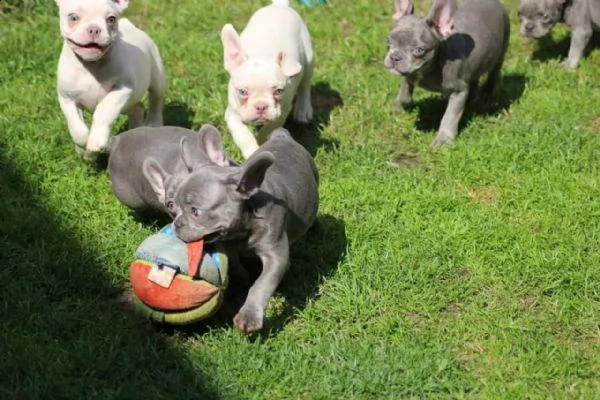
left=163, top=174, right=189, bottom=218
left=230, top=60, right=288, bottom=125
left=384, top=15, right=442, bottom=77
left=518, top=0, right=563, bottom=38
left=56, top=0, right=127, bottom=62
left=173, top=167, right=241, bottom=243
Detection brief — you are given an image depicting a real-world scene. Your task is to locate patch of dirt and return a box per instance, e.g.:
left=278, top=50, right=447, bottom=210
left=440, top=301, right=462, bottom=316
left=340, top=19, right=353, bottom=37
left=517, top=294, right=541, bottom=311
left=590, top=116, right=600, bottom=131
left=388, top=152, right=420, bottom=169
left=403, top=311, right=429, bottom=331
left=465, top=186, right=499, bottom=205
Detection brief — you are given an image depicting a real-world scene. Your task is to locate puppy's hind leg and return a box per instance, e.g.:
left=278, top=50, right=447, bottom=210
left=128, top=102, right=145, bottom=129
left=292, top=65, right=314, bottom=124
left=145, top=44, right=166, bottom=127
left=292, top=29, right=314, bottom=124
left=480, top=57, right=503, bottom=101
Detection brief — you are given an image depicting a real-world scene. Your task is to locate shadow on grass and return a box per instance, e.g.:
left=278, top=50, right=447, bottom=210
left=531, top=34, right=572, bottom=63
left=413, top=73, right=528, bottom=135
left=115, top=100, right=197, bottom=134
left=531, top=31, right=600, bottom=63
left=285, top=81, right=344, bottom=157
left=0, top=155, right=218, bottom=399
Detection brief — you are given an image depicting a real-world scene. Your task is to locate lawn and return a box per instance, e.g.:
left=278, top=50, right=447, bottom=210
left=1, top=0, right=600, bottom=398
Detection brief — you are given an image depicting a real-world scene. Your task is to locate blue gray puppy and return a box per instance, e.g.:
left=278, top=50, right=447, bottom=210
left=107, top=125, right=232, bottom=217
left=519, top=0, right=600, bottom=69
left=384, top=0, right=510, bottom=147
left=173, top=128, right=319, bottom=333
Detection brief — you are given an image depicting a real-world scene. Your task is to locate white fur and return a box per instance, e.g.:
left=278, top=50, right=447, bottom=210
left=221, top=0, right=314, bottom=159
left=55, top=0, right=166, bottom=159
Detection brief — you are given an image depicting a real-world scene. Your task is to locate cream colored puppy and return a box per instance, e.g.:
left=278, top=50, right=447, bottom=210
left=55, top=0, right=165, bottom=160
left=221, top=0, right=314, bottom=159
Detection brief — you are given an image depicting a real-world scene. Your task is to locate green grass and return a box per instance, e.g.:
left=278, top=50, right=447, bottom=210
left=1, top=0, right=600, bottom=398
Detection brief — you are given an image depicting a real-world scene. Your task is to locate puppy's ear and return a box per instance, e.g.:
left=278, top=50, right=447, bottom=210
left=221, top=24, right=245, bottom=72
left=179, top=136, right=196, bottom=173
left=426, top=0, right=457, bottom=39
left=112, top=0, right=129, bottom=12
left=393, top=0, right=414, bottom=21
left=142, top=157, right=168, bottom=203
left=276, top=52, right=302, bottom=77
left=198, top=124, right=230, bottom=167
left=233, top=152, right=275, bottom=199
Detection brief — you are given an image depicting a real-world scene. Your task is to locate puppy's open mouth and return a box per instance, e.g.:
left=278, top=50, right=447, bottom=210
left=203, top=231, right=223, bottom=243
left=67, top=39, right=110, bottom=56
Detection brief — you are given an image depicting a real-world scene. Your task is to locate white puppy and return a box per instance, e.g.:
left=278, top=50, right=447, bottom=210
left=55, top=0, right=166, bottom=160
left=221, top=0, right=314, bottom=159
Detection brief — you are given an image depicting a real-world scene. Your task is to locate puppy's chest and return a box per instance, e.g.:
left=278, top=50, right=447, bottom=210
left=59, top=66, right=117, bottom=111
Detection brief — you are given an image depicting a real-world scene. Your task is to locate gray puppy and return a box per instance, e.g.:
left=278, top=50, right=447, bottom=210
left=519, top=0, right=600, bottom=69
left=173, top=127, right=319, bottom=333
left=384, top=0, right=510, bottom=147
left=107, top=125, right=231, bottom=217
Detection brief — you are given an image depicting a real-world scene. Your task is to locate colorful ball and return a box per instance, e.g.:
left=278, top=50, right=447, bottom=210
left=129, top=224, right=228, bottom=325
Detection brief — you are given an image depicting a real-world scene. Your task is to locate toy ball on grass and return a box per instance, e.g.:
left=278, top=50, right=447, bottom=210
left=129, top=224, right=228, bottom=325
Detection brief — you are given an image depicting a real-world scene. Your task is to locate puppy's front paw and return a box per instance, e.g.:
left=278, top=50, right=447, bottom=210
left=561, top=59, right=578, bottom=71
left=431, top=133, right=454, bottom=149
left=292, top=102, right=314, bottom=124
left=233, top=305, right=264, bottom=333
left=241, top=143, right=260, bottom=160
left=394, top=97, right=413, bottom=112
left=86, top=134, right=109, bottom=153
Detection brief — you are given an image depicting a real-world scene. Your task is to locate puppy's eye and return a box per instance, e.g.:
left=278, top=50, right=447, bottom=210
left=273, top=88, right=284, bottom=96
left=166, top=201, right=175, bottom=210
left=191, top=207, right=202, bottom=217
left=237, top=88, right=249, bottom=97
left=68, top=13, right=79, bottom=22
left=539, top=12, right=550, bottom=21
left=106, top=16, right=117, bottom=24
left=412, top=46, right=426, bottom=57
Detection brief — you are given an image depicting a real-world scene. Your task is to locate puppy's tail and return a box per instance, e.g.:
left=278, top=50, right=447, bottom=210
left=272, top=0, right=290, bottom=6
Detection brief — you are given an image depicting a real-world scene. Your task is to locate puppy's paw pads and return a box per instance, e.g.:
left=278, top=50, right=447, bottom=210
left=233, top=308, right=263, bottom=333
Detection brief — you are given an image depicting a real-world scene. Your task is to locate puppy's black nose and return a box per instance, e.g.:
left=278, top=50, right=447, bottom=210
left=87, top=24, right=101, bottom=38
left=390, top=53, right=402, bottom=62
left=525, top=22, right=534, bottom=32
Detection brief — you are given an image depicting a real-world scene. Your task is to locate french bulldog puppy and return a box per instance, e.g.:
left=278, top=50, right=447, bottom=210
left=519, top=0, right=600, bottom=70
left=384, top=0, right=510, bottom=147
left=173, top=128, right=319, bottom=333
left=55, top=0, right=166, bottom=160
left=220, top=0, right=314, bottom=159
left=107, top=125, right=232, bottom=217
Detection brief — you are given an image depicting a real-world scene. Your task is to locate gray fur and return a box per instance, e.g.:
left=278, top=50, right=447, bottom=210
left=173, top=127, right=319, bottom=333
left=107, top=125, right=233, bottom=217
left=519, top=0, right=600, bottom=69
left=384, top=0, right=510, bottom=147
